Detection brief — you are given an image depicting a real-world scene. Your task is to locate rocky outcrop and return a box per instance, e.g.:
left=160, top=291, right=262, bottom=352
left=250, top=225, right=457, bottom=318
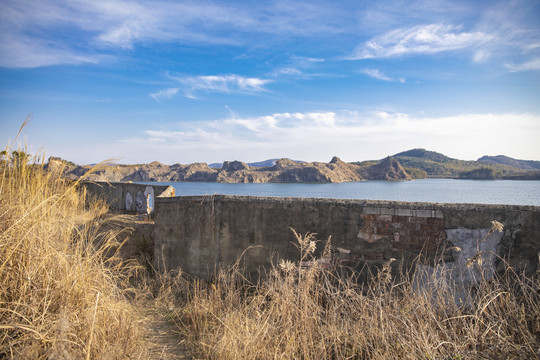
left=47, top=156, right=412, bottom=183
left=170, top=163, right=218, bottom=182
left=361, top=156, right=413, bottom=181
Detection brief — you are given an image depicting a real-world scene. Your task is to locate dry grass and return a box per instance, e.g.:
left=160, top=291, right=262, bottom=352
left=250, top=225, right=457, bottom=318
left=0, top=145, right=145, bottom=358
left=172, top=229, right=540, bottom=359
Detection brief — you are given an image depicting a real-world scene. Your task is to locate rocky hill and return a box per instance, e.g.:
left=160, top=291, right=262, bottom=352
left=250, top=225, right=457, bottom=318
left=386, top=149, right=540, bottom=179
left=360, top=156, right=413, bottom=181
left=48, top=149, right=540, bottom=183
left=47, top=156, right=412, bottom=183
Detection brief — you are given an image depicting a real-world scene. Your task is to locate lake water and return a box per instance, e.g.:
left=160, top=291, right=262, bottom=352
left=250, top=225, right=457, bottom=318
left=145, top=179, right=540, bottom=206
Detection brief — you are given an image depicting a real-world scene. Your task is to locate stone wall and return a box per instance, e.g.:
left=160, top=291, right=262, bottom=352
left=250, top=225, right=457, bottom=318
left=81, top=181, right=175, bottom=214
left=153, top=195, right=540, bottom=280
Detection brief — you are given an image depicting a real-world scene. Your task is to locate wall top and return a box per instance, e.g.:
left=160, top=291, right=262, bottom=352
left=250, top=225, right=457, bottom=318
left=155, top=194, right=539, bottom=212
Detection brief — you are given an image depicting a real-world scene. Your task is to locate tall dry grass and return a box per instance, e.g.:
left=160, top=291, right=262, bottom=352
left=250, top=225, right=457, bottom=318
left=0, top=142, right=144, bottom=358
left=174, top=229, right=539, bottom=359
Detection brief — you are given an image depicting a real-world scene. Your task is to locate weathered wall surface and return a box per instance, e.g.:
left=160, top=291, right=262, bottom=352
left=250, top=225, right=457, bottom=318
left=153, top=195, right=540, bottom=279
left=81, top=181, right=174, bottom=213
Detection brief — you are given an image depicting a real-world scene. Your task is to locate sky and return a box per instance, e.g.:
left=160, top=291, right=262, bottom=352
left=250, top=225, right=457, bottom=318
left=0, top=0, right=539, bottom=165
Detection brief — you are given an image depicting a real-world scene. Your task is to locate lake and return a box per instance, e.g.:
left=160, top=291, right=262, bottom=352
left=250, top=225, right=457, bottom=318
left=143, top=179, right=540, bottom=206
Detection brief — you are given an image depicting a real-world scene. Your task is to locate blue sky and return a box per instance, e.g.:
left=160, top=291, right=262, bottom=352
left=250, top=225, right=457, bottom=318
left=1, top=0, right=539, bottom=164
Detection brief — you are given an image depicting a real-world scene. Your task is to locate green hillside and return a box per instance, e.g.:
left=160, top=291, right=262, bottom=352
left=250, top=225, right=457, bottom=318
left=477, top=155, right=540, bottom=171
left=353, top=149, right=540, bottom=179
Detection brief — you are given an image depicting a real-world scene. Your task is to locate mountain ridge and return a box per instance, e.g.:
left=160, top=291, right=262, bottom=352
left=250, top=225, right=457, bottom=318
left=47, top=156, right=411, bottom=183
left=47, top=149, right=540, bottom=183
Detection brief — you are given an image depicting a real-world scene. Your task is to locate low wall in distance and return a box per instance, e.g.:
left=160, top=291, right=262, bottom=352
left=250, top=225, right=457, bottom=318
left=81, top=181, right=175, bottom=213
left=154, top=195, right=539, bottom=281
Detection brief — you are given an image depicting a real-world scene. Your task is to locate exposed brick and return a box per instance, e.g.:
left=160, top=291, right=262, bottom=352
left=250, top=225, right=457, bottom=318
left=420, top=224, right=437, bottom=231
left=365, top=252, right=384, bottom=260
left=405, top=222, right=420, bottom=231
left=427, top=217, right=444, bottom=225
left=409, top=216, right=427, bottom=224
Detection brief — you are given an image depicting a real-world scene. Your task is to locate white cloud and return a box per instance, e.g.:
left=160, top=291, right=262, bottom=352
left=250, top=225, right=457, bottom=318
left=361, top=69, right=393, bottom=81
left=110, top=111, right=540, bottom=163
left=98, top=21, right=142, bottom=50
left=150, top=88, right=179, bottom=102
left=350, top=24, right=492, bottom=60
left=504, top=58, right=540, bottom=72
left=172, top=74, right=272, bottom=98
left=472, top=49, right=491, bottom=63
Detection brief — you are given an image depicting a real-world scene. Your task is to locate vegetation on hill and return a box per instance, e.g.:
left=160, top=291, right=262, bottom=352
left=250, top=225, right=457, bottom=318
left=478, top=155, right=540, bottom=171
left=459, top=167, right=502, bottom=179
left=394, top=148, right=455, bottom=163
left=353, top=148, right=540, bottom=179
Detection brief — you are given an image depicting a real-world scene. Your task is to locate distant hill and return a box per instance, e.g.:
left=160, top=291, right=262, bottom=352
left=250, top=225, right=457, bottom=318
left=249, top=159, right=280, bottom=167
left=388, top=149, right=540, bottom=179
left=210, top=158, right=303, bottom=168
left=477, top=155, right=540, bottom=171
left=394, top=148, right=455, bottom=163
left=48, top=156, right=412, bottom=183
left=48, top=150, right=540, bottom=183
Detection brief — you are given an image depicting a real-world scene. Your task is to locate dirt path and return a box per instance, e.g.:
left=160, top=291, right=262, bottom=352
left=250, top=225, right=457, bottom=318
left=97, top=212, right=195, bottom=359
left=140, top=301, right=192, bottom=360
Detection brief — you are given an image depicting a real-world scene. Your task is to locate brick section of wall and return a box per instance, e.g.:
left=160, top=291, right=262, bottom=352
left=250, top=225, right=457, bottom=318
left=358, top=214, right=446, bottom=251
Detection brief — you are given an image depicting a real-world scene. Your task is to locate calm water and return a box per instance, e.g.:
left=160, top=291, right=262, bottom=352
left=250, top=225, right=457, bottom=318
left=144, top=179, right=540, bottom=206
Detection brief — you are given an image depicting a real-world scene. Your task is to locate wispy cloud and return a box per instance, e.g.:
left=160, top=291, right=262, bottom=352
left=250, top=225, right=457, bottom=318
left=113, top=110, right=540, bottom=163
left=0, top=0, right=349, bottom=68
left=171, top=74, right=272, bottom=98
left=0, top=34, right=102, bottom=68
left=504, top=58, right=540, bottom=72
left=350, top=24, right=492, bottom=60
left=2, top=0, right=537, bottom=73
left=150, top=88, right=179, bottom=102
left=361, top=69, right=393, bottom=81
left=271, top=67, right=303, bottom=76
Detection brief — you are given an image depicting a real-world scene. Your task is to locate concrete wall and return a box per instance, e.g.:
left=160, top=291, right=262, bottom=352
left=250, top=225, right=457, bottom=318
left=154, top=195, right=540, bottom=280
left=81, top=181, right=175, bottom=213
